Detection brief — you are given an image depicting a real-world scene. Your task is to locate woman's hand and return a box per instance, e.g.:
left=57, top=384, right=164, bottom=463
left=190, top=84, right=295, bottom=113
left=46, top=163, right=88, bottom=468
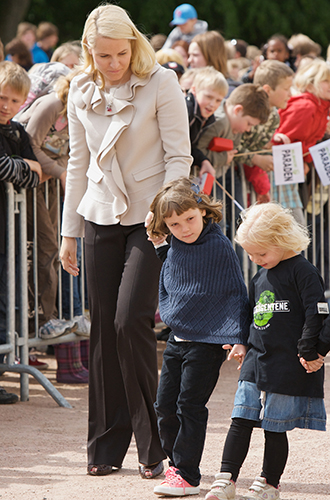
left=223, top=344, right=247, bottom=370
left=59, top=236, right=79, bottom=276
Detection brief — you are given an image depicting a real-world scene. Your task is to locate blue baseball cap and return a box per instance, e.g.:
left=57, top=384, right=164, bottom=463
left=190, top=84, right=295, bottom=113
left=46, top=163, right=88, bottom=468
left=170, top=4, right=198, bottom=26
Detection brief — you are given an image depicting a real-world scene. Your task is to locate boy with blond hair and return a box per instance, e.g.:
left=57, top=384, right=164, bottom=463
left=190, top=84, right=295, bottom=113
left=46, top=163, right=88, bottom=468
left=186, top=66, right=229, bottom=177
left=0, top=61, right=41, bottom=403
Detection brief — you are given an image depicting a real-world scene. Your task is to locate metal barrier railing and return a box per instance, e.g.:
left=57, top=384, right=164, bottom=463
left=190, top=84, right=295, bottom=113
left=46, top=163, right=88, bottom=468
left=2, top=166, right=330, bottom=406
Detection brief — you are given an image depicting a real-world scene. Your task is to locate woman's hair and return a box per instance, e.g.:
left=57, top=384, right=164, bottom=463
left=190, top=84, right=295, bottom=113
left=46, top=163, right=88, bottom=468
left=293, top=59, right=330, bottom=95
left=51, top=42, right=82, bottom=64
left=148, top=177, right=222, bottom=238
left=54, top=69, right=79, bottom=117
left=0, top=61, right=31, bottom=100
left=191, top=31, right=228, bottom=76
left=235, top=202, right=310, bottom=252
left=81, top=4, right=156, bottom=88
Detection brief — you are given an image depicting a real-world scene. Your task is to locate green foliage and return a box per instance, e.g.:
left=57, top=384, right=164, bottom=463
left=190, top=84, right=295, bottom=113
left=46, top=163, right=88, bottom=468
left=25, top=0, right=330, bottom=53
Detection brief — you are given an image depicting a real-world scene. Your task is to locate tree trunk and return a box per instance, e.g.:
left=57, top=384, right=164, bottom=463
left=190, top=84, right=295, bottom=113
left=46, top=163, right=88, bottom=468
left=0, top=0, right=31, bottom=45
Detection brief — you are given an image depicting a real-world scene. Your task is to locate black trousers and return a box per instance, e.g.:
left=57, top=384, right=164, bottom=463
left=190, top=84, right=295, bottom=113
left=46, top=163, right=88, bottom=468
left=221, top=417, right=289, bottom=488
left=85, top=221, right=166, bottom=467
left=155, top=335, right=226, bottom=486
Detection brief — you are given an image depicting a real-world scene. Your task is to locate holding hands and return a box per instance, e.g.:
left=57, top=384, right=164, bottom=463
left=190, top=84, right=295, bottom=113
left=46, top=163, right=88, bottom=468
left=299, top=353, right=325, bottom=373
left=223, top=344, right=247, bottom=370
left=145, top=211, right=167, bottom=246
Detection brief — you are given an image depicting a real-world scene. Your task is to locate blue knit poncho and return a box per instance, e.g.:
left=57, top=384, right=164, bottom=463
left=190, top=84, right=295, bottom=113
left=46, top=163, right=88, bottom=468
left=159, top=220, right=250, bottom=345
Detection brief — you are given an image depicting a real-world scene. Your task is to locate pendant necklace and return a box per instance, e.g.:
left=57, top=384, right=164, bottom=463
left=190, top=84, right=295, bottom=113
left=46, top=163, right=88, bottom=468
left=106, top=85, right=119, bottom=112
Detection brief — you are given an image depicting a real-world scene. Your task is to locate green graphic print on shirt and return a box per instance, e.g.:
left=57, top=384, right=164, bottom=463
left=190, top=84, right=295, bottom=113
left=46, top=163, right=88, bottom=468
left=253, top=290, right=291, bottom=328
left=254, top=290, right=275, bottom=327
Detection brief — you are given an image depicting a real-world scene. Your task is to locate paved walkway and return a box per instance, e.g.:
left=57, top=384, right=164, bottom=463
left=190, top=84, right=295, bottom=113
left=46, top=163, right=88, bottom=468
left=0, top=344, right=329, bottom=499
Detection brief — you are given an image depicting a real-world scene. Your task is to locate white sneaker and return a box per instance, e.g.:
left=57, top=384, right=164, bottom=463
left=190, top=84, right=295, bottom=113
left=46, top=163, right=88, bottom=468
left=74, top=315, right=91, bottom=337
left=242, top=476, right=280, bottom=499
left=205, top=472, right=236, bottom=500
left=38, top=318, right=77, bottom=339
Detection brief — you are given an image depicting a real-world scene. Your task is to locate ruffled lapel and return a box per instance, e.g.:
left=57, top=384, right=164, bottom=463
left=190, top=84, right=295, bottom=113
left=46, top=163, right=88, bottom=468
left=71, top=65, right=160, bottom=217
left=72, top=64, right=160, bottom=114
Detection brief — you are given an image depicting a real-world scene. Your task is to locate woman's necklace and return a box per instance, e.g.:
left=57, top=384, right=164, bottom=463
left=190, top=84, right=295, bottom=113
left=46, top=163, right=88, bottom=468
left=106, top=85, right=119, bottom=112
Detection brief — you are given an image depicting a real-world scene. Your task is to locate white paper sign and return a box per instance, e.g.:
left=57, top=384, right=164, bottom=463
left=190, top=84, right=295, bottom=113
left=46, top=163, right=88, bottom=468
left=272, top=142, right=304, bottom=186
left=309, top=139, right=330, bottom=186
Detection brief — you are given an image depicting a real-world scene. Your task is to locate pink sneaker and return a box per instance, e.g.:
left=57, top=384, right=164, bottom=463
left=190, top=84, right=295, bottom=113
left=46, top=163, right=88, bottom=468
left=165, top=466, right=179, bottom=479
left=154, top=471, right=200, bottom=496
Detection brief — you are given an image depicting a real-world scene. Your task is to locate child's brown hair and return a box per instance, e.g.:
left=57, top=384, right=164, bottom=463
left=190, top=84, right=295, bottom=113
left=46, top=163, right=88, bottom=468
left=226, top=83, right=270, bottom=124
left=148, top=177, right=222, bottom=238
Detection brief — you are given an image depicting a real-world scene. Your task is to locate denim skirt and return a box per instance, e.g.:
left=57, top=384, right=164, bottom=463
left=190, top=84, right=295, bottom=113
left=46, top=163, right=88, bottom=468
left=231, top=380, right=326, bottom=432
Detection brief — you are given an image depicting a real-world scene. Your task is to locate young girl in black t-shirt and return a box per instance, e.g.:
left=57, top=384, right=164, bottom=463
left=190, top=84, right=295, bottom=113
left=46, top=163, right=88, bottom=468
left=205, top=202, right=330, bottom=500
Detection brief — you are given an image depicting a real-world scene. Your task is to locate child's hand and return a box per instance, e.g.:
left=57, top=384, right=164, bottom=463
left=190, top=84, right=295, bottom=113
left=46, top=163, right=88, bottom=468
left=25, top=158, right=43, bottom=180
left=257, top=193, right=270, bottom=204
left=226, top=149, right=238, bottom=165
left=299, top=353, right=325, bottom=373
left=147, top=233, right=167, bottom=246
left=273, top=133, right=291, bottom=145
left=252, top=154, right=273, bottom=172
left=200, top=159, right=215, bottom=178
left=223, top=344, right=247, bottom=370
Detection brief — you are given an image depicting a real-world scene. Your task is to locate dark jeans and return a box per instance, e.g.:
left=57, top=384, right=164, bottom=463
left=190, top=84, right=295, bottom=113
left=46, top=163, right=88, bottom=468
left=155, top=334, right=226, bottom=486
left=221, top=417, right=289, bottom=488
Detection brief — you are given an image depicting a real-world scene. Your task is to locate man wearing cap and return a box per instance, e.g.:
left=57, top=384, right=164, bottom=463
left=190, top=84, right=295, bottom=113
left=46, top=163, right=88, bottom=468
left=162, top=3, right=208, bottom=49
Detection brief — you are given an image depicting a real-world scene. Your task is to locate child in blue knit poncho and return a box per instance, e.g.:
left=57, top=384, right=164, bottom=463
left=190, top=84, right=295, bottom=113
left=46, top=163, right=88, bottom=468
left=146, top=177, right=250, bottom=497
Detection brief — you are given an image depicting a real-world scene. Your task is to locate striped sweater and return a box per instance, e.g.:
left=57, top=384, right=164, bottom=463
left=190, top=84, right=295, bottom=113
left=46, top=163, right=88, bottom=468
left=0, top=120, right=39, bottom=253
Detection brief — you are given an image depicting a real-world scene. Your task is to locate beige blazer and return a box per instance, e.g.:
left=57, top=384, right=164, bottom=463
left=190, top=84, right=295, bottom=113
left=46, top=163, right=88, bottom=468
left=61, top=64, right=192, bottom=237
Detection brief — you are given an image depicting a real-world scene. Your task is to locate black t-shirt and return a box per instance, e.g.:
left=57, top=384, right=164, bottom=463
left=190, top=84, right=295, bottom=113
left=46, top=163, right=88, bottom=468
left=240, top=255, right=327, bottom=398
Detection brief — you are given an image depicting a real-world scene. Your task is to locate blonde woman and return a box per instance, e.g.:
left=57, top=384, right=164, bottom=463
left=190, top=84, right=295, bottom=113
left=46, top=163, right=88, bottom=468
left=59, top=4, right=192, bottom=478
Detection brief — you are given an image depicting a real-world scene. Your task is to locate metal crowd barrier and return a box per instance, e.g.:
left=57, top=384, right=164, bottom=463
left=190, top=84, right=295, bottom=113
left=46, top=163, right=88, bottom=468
left=0, top=180, right=86, bottom=408
left=1, top=166, right=330, bottom=406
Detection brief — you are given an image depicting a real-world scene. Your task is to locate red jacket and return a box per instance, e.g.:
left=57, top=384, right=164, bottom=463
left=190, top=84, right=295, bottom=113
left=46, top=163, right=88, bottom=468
left=277, top=92, right=330, bottom=163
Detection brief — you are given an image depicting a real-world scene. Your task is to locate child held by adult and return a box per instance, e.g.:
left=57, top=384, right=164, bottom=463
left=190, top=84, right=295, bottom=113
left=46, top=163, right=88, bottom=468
left=205, top=202, right=328, bottom=500
left=146, top=177, right=250, bottom=497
